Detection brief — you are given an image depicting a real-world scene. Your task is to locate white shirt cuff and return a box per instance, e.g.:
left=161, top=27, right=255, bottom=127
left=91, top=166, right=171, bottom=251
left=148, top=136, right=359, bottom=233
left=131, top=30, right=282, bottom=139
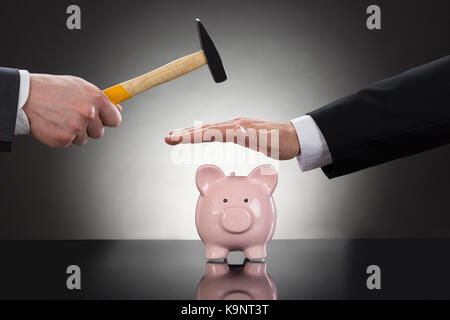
left=290, top=115, right=333, bottom=172
left=15, top=70, right=30, bottom=135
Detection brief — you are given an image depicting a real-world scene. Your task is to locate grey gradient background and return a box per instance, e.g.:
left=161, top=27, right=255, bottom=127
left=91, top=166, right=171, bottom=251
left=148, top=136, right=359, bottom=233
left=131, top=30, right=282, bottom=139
left=0, top=0, right=450, bottom=239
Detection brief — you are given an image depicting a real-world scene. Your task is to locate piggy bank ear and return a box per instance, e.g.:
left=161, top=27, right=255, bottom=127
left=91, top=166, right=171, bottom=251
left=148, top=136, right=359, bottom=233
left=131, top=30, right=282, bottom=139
left=196, top=165, right=226, bottom=195
left=248, top=165, right=278, bottom=194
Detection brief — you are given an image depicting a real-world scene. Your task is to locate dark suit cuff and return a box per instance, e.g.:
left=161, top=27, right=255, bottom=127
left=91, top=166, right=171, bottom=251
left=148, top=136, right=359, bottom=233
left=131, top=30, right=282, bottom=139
left=0, top=67, right=20, bottom=150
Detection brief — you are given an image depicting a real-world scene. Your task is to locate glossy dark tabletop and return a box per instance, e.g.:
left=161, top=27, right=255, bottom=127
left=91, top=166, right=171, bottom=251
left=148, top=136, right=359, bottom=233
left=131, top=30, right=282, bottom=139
left=0, top=240, right=449, bottom=299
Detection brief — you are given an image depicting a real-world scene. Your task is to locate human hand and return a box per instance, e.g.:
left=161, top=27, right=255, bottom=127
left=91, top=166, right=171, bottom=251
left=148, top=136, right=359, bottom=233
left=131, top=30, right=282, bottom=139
left=164, top=118, right=300, bottom=160
left=22, top=73, right=122, bottom=148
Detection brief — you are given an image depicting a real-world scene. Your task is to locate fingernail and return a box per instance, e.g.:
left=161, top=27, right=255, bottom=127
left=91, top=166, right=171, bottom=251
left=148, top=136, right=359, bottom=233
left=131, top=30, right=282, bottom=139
left=165, top=135, right=180, bottom=144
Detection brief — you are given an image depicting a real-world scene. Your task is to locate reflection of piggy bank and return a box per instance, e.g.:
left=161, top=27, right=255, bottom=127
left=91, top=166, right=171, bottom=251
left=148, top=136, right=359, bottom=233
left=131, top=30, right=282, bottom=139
left=195, top=164, right=277, bottom=261
left=196, top=262, right=278, bottom=300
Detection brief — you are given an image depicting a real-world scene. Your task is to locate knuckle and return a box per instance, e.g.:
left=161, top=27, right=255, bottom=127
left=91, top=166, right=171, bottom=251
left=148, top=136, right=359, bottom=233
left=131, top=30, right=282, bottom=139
left=57, top=133, right=74, bottom=147
left=80, top=105, right=95, bottom=120
left=70, top=122, right=84, bottom=134
left=93, top=91, right=109, bottom=107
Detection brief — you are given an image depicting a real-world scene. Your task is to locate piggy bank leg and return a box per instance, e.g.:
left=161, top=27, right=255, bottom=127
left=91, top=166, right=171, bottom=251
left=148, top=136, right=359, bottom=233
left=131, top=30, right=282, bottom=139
left=206, top=245, right=229, bottom=261
left=244, top=245, right=267, bottom=261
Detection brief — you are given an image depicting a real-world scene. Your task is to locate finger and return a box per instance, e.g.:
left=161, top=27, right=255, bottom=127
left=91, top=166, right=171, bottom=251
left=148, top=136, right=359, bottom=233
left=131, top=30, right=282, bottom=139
left=169, top=122, right=237, bottom=140
left=87, top=117, right=104, bottom=139
left=165, top=127, right=216, bottom=145
left=166, top=124, right=210, bottom=145
left=165, top=122, right=244, bottom=145
left=165, top=134, right=182, bottom=145
left=173, top=125, right=237, bottom=144
left=168, top=123, right=211, bottom=136
left=168, top=119, right=240, bottom=136
left=231, top=117, right=264, bottom=123
left=115, top=104, right=122, bottom=113
left=98, top=94, right=122, bottom=127
left=72, top=131, right=89, bottom=146
left=165, top=118, right=262, bottom=145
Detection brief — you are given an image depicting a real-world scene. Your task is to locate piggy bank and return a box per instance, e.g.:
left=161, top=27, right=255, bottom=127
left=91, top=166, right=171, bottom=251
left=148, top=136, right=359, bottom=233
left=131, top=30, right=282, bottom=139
left=196, top=262, right=278, bottom=300
left=195, top=164, right=277, bottom=261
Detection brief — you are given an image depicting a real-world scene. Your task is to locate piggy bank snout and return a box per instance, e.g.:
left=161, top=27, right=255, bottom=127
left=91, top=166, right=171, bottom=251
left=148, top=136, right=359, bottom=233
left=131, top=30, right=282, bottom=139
left=220, top=206, right=253, bottom=234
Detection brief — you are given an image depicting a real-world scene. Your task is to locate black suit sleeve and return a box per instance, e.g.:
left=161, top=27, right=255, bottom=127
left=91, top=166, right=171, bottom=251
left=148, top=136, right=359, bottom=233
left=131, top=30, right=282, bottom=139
left=0, top=67, right=20, bottom=152
left=308, top=55, right=450, bottom=179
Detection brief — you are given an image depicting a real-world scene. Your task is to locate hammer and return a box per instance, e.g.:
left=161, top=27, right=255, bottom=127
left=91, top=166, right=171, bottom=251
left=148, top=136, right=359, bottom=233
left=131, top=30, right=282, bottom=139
left=103, top=19, right=227, bottom=105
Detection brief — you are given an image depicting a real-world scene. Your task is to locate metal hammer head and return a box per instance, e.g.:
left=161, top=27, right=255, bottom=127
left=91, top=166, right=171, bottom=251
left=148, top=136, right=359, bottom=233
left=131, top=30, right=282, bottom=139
left=196, top=19, right=227, bottom=83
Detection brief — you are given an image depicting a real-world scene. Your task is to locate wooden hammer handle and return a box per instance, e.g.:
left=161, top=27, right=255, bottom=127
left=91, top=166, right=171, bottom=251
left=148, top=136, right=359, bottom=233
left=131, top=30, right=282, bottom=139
left=103, top=50, right=207, bottom=104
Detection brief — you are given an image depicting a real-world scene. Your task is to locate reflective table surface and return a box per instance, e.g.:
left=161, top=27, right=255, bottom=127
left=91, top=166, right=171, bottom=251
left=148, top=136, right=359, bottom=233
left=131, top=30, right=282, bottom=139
left=1, top=240, right=449, bottom=299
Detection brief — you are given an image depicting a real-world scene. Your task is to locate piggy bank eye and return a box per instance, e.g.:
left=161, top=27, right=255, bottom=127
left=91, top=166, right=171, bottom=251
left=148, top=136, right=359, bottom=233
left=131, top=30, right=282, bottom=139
left=223, top=199, right=228, bottom=203
left=244, top=198, right=248, bottom=203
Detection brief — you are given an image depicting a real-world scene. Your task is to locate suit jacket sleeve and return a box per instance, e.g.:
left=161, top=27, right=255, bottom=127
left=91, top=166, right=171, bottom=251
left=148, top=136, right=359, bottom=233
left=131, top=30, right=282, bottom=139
left=0, top=67, right=20, bottom=152
left=308, top=55, right=450, bottom=179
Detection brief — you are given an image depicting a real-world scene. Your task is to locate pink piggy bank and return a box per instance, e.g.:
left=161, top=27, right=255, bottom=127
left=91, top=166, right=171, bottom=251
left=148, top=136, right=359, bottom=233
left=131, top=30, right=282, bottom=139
left=196, top=262, right=278, bottom=300
left=195, top=164, right=277, bottom=261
